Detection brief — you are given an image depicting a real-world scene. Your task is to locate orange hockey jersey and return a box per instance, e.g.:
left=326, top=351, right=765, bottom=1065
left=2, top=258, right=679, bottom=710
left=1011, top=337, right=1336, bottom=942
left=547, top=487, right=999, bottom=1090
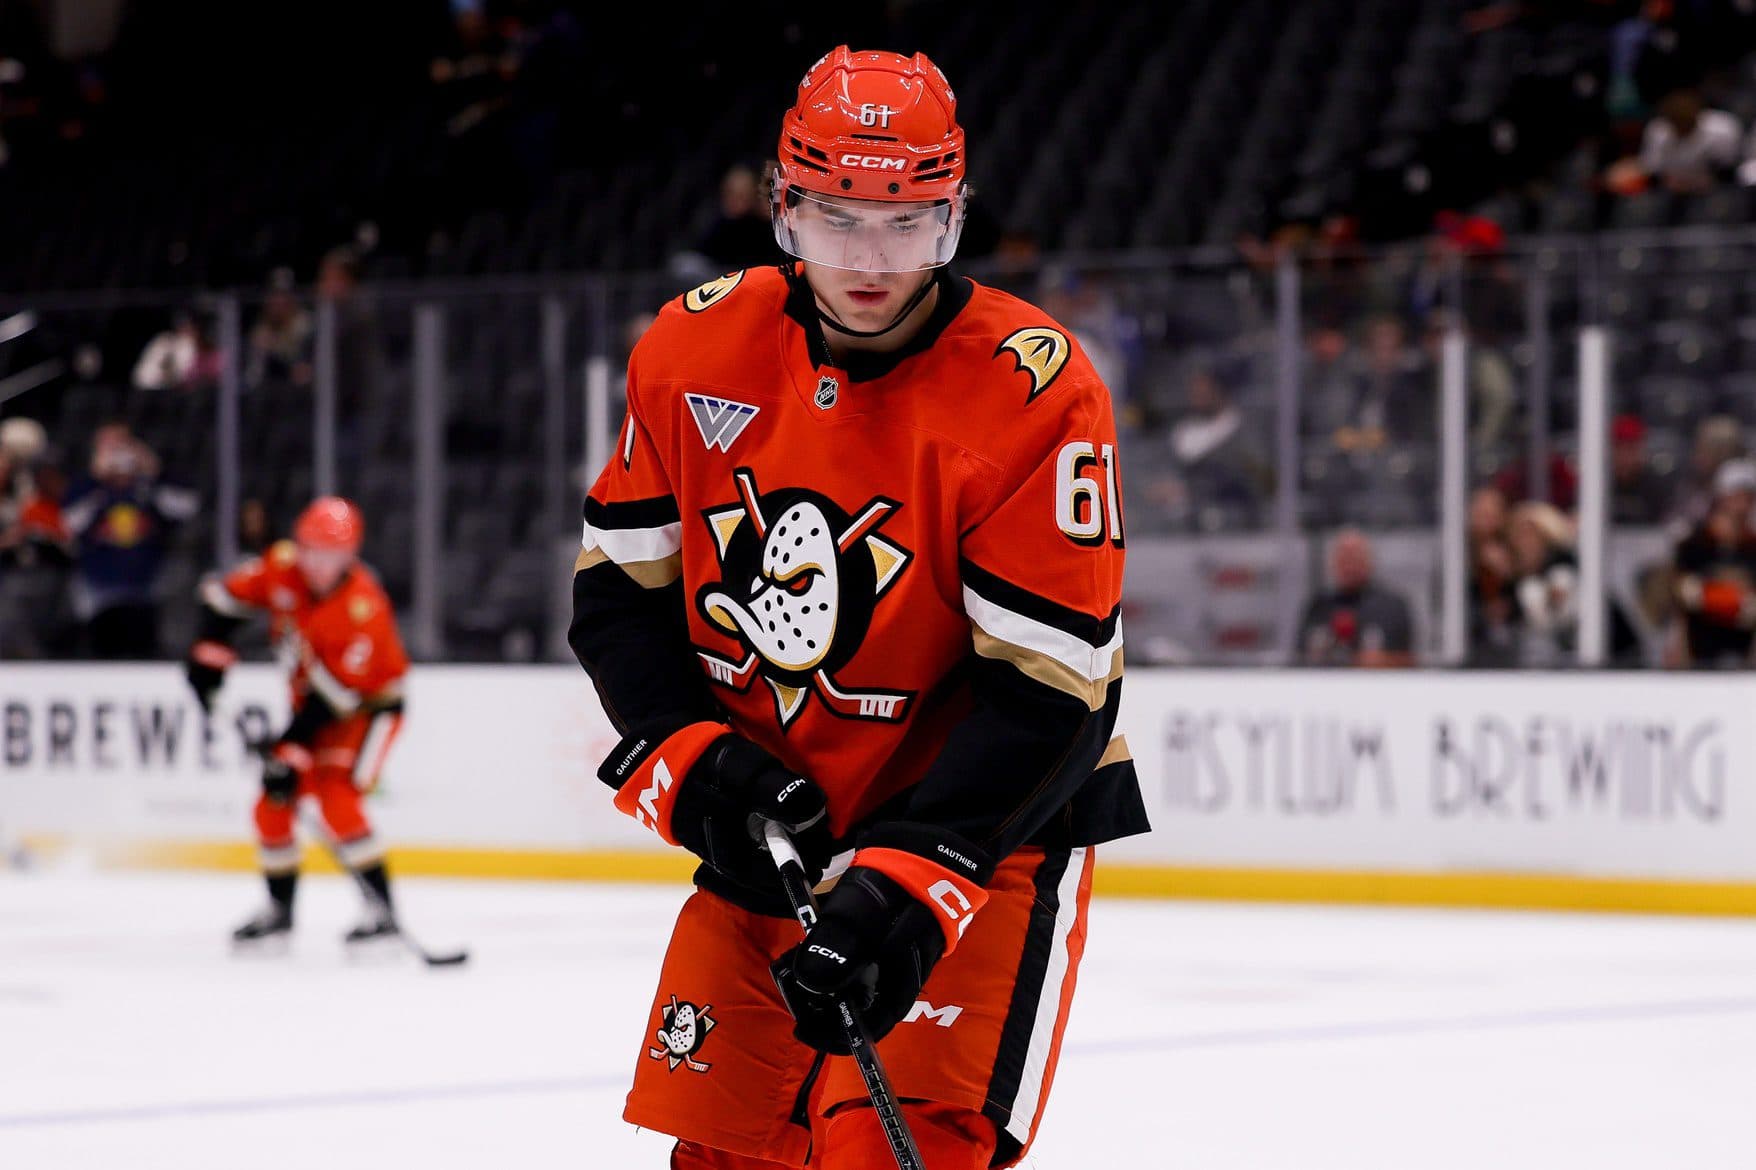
left=203, top=540, right=408, bottom=713
left=571, top=265, right=1146, bottom=868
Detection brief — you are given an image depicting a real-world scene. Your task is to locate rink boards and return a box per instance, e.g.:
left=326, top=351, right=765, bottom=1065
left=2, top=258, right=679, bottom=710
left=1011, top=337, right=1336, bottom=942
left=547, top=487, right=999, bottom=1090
left=5, top=663, right=1755, bottom=914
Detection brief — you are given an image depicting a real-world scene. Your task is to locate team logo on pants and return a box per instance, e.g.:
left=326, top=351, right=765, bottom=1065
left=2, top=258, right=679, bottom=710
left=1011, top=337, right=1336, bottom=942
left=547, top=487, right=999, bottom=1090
left=696, top=467, right=915, bottom=729
left=650, top=995, right=717, bottom=1073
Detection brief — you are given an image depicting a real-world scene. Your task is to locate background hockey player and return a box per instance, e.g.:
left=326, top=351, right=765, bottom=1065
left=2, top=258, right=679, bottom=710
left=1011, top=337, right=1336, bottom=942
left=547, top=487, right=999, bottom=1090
left=570, top=46, right=1148, bottom=1169
left=185, top=496, right=409, bottom=949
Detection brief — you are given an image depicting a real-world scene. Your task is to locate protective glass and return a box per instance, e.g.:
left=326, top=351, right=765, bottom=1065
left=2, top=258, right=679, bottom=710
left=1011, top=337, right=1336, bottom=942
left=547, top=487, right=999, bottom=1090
left=772, top=183, right=967, bottom=272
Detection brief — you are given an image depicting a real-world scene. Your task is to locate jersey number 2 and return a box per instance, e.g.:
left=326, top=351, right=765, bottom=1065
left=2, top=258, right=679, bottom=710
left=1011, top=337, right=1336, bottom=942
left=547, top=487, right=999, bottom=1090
left=1055, top=441, right=1124, bottom=547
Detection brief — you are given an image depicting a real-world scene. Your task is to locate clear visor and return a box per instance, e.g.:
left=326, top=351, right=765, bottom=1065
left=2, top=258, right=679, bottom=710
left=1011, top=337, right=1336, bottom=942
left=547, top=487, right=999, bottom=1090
left=772, top=184, right=966, bottom=273
left=296, top=545, right=353, bottom=583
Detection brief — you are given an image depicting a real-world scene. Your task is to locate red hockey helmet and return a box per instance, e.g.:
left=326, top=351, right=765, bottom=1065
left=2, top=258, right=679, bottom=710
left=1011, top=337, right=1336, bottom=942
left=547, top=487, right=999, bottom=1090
left=773, top=46, right=970, bottom=272
left=293, top=496, right=364, bottom=554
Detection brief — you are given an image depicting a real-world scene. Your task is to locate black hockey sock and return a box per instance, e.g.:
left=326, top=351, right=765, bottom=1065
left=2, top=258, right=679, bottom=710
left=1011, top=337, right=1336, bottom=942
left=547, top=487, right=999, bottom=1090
left=358, top=861, right=393, bottom=913
left=266, top=871, right=297, bottom=912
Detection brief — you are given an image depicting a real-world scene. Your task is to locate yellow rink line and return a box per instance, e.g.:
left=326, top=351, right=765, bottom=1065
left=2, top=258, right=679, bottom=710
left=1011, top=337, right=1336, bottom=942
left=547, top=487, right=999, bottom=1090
left=21, top=837, right=1756, bottom=916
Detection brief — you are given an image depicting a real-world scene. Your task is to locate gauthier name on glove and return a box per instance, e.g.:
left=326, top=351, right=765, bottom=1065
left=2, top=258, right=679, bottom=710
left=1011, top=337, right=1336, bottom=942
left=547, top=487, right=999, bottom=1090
left=851, top=822, right=995, bottom=953
left=598, top=721, right=729, bottom=846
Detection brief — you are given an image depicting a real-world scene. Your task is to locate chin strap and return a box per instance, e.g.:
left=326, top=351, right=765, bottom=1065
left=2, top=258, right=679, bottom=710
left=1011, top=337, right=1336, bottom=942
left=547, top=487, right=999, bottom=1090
left=815, top=272, right=940, bottom=339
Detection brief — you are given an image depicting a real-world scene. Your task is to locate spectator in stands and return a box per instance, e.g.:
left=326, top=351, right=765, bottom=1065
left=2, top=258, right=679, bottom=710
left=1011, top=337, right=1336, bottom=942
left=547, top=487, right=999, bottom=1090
left=315, top=246, right=381, bottom=441
left=1609, top=2, right=1666, bottom=122
left=1670, top=413, right=1744, bottom=526
left=132, top=309, right=222, bottom=392
left=1507, top=500, right=1644, bottom=666
left=1327, top=314, right=1433, bottom=454
left=1630, top=3, right=1710, bottom=113
left=1466, top=483, right=1521, bottom=667
left=238, top=497, right=272, bottom=556
left=0, top=417, right=73, bottom=658
left=673, top=162, right=786, bottom=280
left=1506, top=502, right=1579, bottom=666
left=1669, top=457, right=1756, bottom=667
left=132, top=314, right=195, bottom=390
left=1627, top=88, right=1741, bottom=194
left=1494, top=442, right=1580, bottom=510
left=61, top=422, right=199, bottom=659
left=1297, top=528, right=1414, bottom=667
left=1610, top=413, right=1673, bottom=524
left=245, top=269, right=313, bottom=388
left=1038, top=268, right=1140, bottom=424
left=1143, top=366, right=1272, bottom=530
left=1416, top=305, right=1517, bottom=457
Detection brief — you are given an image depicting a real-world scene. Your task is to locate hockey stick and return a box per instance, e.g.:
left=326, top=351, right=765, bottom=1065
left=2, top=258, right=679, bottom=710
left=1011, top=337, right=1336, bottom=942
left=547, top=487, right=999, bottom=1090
left=763, top=820, right=924, bottom=1170
left=296, top=808, right=470, bottom=968
left=207, top=701, right=467, bottom=967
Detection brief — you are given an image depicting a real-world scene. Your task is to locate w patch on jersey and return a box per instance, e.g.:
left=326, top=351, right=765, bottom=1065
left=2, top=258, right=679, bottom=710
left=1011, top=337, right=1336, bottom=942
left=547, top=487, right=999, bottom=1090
left=685, top=394, right=760, bottom=453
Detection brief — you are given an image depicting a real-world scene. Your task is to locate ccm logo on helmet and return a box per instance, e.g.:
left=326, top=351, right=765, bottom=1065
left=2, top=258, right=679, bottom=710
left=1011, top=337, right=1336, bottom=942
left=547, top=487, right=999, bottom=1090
left=840, top=154, right=907, bottom=171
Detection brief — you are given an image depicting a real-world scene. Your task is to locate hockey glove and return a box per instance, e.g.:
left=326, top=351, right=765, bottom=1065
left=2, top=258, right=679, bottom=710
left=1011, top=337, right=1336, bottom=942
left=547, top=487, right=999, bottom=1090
left=771, top=822, right=993, bottom=1055
left=254, top=695, right=343, bottom=805
left=185, top=640, right=236, bottom=714
left=260, top=742, right=309, bottom=805
left=598, top=721, right=834, bottom=888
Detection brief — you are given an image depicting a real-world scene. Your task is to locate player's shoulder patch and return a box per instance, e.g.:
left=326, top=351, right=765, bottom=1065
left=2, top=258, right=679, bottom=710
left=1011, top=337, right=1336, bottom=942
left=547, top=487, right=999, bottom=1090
left=994, top=325, right=1072, bottom=404
left=348, top=594, right=375, bottom=625
left=269, top=540, right=298, bottom=568
left=683, top=270, right=746, bottom=313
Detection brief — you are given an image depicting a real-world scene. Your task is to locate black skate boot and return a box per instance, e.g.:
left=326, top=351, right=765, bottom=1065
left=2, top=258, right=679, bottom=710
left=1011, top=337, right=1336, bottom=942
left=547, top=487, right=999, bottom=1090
left=231, top=903, right=293, bottom=949
left=343, top=903, right=401, bottom=949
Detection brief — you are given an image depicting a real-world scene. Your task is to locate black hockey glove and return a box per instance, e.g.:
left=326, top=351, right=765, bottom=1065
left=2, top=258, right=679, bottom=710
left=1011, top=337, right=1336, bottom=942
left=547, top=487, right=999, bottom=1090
left=254, top=696, right=342, bottom=806
left=184, top=640, right=236, bottom=714
left=598, top=721, right=834, bottom=890
left=771, top=823, right=994, bottom=1055
left=260, top=744, right=305, bottom=805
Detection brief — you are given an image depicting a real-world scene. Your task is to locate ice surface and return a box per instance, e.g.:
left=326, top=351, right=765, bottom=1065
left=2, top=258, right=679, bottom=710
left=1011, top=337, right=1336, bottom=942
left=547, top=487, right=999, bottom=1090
left=5, top=868, right=1756, bottom=1168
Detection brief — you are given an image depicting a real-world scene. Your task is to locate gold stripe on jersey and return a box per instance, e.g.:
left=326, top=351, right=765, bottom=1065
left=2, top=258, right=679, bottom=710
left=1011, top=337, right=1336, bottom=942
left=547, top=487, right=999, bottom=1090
left=971, top=626, right=1123, bottom=711
left=575, top=544, right=683, bottom=589
left=1096, top=735, right=1132, bottom=770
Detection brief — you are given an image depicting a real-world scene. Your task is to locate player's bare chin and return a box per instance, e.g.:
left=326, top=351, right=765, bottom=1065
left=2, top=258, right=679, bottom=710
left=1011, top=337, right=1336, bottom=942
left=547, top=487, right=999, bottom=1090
left=672, top=1102, right=998, bottom=1169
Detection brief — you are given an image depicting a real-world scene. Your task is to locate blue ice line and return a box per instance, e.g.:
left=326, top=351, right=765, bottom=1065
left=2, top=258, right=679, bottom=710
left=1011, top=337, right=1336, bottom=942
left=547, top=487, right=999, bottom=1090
left=1062, top=994, right=1756, bottom=1058
left=0, top=1073, right=625, bottom=1129
left=8, top=996, right=1756, bottom=1130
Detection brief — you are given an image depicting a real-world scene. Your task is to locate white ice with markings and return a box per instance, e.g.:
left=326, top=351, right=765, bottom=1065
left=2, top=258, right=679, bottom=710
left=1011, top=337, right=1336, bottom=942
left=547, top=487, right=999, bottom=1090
left=5, top=867, right=1756, bottom=1168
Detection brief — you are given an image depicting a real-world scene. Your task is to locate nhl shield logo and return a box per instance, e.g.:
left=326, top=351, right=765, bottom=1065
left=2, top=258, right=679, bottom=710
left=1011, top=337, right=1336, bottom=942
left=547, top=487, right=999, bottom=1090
left=649, top=995, right=716, bottom=1073
left=814, top=375, right=839, bottom=410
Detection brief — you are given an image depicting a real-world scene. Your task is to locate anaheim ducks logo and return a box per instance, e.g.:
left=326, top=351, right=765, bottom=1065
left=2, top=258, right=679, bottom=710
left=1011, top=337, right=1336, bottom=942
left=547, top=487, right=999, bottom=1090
left=996, top=326, right=1071, bottom=403
left=684, top=270, right=744, bottom=313
left=696, top=467, right=914, bottom=729
left=648, top=996, right=716, bottom=1074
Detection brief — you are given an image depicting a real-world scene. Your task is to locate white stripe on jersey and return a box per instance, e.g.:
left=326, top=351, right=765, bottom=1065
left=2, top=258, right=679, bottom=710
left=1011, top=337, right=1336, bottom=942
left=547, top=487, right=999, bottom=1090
left=962, top=586, right=1122, bottom=684
left=582, top=518, right=683, bottom=565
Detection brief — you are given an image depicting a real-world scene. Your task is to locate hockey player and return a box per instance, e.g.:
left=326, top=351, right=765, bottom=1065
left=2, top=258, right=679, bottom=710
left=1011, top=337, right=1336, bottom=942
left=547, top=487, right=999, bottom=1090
left=185, top=496, right=408, bottom=948
left=570, top=46, right=1149, bottom=1169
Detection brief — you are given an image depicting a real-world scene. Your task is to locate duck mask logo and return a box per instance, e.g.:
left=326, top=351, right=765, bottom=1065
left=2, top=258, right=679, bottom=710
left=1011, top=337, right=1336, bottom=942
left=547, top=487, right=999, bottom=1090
left=696, top=467, right=915, bottom=729
left=649, top=996, right=716, bottom=1073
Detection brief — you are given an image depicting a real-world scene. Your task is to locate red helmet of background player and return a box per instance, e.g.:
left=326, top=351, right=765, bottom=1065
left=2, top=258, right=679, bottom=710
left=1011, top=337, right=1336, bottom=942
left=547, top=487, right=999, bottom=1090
left=773, top=46, right=970, bottom=272
left=293, top=496, right=364, bottom=555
